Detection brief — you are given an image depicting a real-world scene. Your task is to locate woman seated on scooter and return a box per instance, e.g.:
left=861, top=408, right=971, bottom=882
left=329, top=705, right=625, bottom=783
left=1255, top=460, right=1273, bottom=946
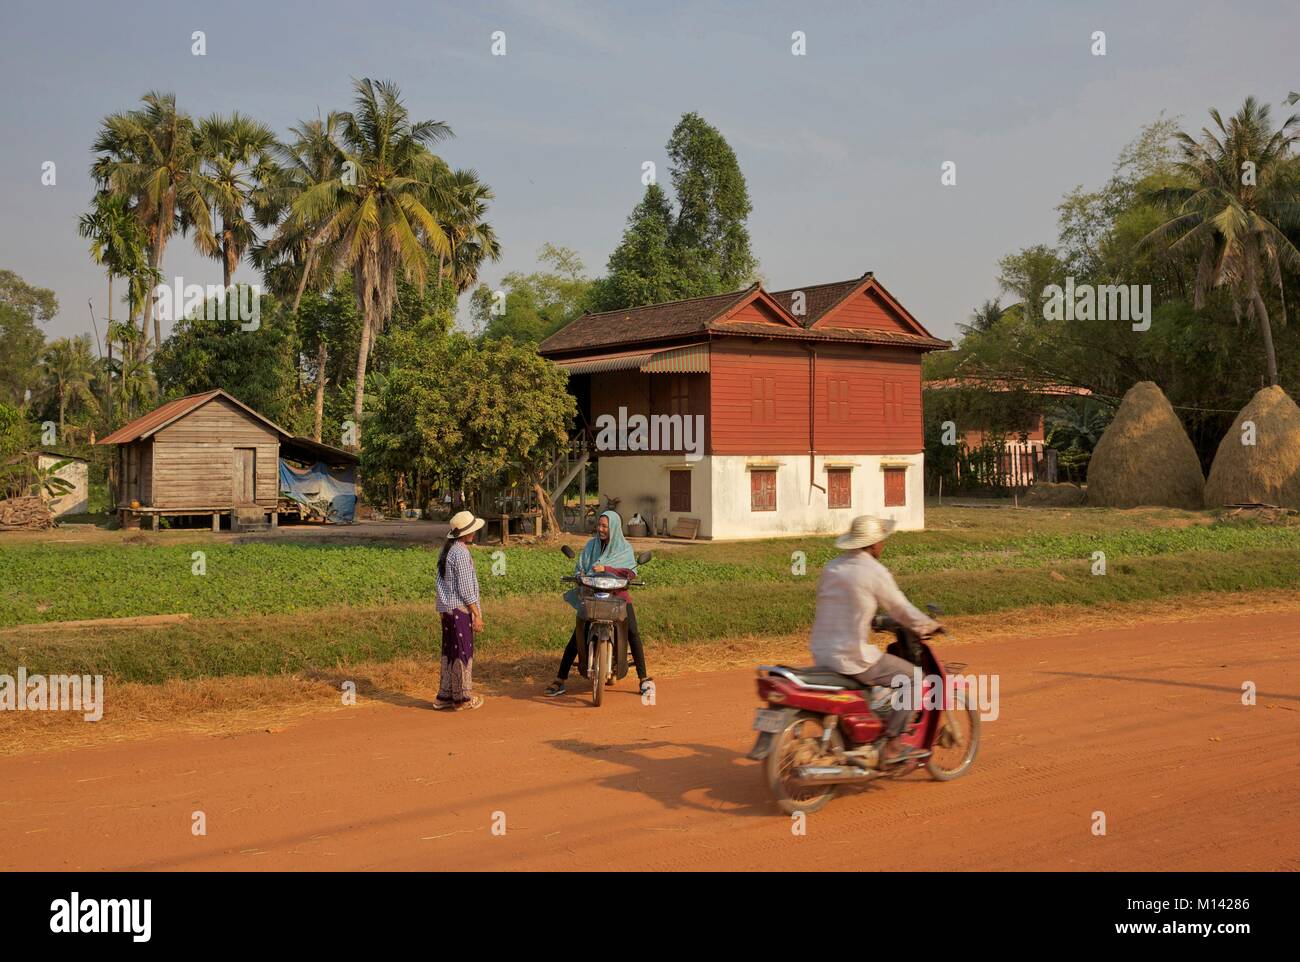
left=545, top=509, right=654, bottom=698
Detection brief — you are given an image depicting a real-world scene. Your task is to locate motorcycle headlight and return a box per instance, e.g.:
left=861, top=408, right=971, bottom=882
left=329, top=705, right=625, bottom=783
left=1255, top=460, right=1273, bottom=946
left=581, top=575, right=626, bottom=590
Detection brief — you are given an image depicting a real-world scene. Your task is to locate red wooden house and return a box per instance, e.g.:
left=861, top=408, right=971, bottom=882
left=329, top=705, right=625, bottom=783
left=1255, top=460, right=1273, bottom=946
left=539, top=273, right=948, bottom=538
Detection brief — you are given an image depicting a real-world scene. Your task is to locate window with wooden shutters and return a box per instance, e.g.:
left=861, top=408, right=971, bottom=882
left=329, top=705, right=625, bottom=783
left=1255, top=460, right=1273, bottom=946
left=883, top=380, right=904, bottom=423
left=750, top=469, right=776, bottom=511
left=750, top=376, right=775, bottom=422
left=827, top=468, right=852, bottom=508
left=883, top=467, right=907, bottom=507
left=669, top=470, right=691, bottom=512
left=827, top=378, right=850, bottom=422
left=668, top=376, right=690, bottom=417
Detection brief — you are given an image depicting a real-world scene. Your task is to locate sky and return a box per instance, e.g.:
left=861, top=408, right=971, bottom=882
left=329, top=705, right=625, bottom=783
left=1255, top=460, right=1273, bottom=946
left=1, top=0, right=1296, bottom=345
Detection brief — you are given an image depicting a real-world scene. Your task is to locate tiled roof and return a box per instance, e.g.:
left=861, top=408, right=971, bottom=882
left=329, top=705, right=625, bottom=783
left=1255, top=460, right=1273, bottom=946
left=710, top=323, right=948, bottom=350
left=538, top=287, right=755, bottom=355
left=769, top=275, right=871, bottom=326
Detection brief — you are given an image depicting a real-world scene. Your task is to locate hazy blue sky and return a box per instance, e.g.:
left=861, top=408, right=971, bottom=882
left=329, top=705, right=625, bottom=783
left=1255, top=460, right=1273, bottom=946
left=1, top=0, right=1296, bottom=344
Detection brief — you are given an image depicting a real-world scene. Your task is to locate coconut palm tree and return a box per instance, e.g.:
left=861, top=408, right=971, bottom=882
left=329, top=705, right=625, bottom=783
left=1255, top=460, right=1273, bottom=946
left=427, top=164, right=501, bottom=293
left=40, top=336, right=100, bottom=432
left=289, top=79, right=453, bottom=446
left=259, top=111, right=347, bottom=313
left=117, top=352, right=157, bottom=420
left=91, top=92, right=218, bottom=352
left=1142, top=97, right=1300, bottom=386
left=197, top=112, right=278, bottom=287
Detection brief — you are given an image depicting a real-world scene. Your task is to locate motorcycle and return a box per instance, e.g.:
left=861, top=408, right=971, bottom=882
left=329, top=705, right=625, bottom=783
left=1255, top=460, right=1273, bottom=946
left=748, top=608, right=980, bottom=813
left=559, top=543, right=652, bottom=706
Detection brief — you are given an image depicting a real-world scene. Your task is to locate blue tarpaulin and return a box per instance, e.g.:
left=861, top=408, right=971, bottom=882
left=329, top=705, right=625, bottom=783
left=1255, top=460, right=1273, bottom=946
left=278, top=460, right=357, bottom=522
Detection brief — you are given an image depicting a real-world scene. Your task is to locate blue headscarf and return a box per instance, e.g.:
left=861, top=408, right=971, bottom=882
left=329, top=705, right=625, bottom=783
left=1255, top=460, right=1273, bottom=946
left=565, top=510, right=637, bottom=613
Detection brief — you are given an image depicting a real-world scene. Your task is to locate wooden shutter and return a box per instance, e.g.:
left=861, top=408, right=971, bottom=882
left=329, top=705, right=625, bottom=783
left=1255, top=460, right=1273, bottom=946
left=750, top=469, right=776, bottom=511
left=750, top=376, right=775, bottom=422
left=669, top=470, right=691, bottom=512
left=828, top=468, right=852, bottom=508
left=883, top=467, right=906, bottom=507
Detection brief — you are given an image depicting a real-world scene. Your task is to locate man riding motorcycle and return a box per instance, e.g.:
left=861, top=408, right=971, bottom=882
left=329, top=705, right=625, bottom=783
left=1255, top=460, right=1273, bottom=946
left=810, top=514, right=941, bottom=763
left=544, top=510, right=654, bottom=698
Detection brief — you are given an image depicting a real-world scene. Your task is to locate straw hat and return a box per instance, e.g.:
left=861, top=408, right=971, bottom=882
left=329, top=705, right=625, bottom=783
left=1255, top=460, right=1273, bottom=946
left=447, top=510, right=485, bottom=539
left=835, top=514, right=896, bottom=550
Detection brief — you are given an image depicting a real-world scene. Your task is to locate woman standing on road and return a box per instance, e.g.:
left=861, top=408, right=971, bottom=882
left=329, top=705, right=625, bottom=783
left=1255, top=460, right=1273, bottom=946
left=435, top=510, right=486, bottom=711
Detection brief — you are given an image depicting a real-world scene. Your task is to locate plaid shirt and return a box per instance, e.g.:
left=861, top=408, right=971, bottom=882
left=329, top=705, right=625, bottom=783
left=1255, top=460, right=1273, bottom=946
left=436, top=541, right=481, bottom=613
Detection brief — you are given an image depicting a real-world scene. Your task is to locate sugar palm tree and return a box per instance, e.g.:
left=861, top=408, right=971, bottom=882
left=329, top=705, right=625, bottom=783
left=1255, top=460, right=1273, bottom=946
left=40, top=336, right=100, bottom=432
left=1142, top=97, right=1300, bottom=385
left=91, top=92, right=218, bottom=352
left=197, top=112, right=278, bottom=287
left=290, top=79, right=453, bottom=446
left=78, top=192, right=151, bottom=416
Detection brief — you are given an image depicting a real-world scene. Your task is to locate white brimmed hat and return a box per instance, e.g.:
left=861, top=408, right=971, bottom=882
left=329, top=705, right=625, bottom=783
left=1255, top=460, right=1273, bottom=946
left=835, top=514, right=896, bottom=550
left=447, top=510, right=485, bottom=539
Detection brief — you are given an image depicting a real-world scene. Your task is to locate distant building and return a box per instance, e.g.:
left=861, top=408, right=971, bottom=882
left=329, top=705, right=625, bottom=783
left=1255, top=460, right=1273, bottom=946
left=539, top=273, right=949, bottom=539
left=37, top=452, right=88, bottom=516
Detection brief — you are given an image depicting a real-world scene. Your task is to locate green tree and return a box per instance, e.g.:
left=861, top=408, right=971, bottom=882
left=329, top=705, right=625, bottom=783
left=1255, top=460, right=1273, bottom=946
left=289, top=78, right=454, bottom=445
left=91, top=92, right=218, bottom=352
left=154, top=292, right=300, bottom=429
left=472, top=244, right=592, bottom=342
left=0, top=270, right=57, bottom=408
left=1142, top=97, right=1300, bottom=385
left=666, top=111, right=758, bottom=294
left=39, top=336, right=100, bottom=433
left=588, top=184, right=679, bottom=311
left=197, top=111, right=278, bottom=287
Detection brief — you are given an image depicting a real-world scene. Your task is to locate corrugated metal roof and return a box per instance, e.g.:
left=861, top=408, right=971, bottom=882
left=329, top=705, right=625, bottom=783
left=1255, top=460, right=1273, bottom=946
left=97, top=389, right=291, bottom=445
left=555, top=352, right=653, bottom=375
left=640, top=343, right=710, bottom=373
left=97, top=391, right=224, bottom=445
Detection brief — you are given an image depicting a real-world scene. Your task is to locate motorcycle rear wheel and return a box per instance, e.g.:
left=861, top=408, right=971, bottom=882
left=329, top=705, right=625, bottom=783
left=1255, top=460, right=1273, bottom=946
left=926, top=690, right=980, bottom=780
left=766, top=712, right=845, bottom=815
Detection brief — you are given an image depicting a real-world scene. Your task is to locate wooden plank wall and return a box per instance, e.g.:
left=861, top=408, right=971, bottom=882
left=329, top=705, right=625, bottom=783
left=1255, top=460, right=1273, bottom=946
left=150, top=397, right=279, bottom=508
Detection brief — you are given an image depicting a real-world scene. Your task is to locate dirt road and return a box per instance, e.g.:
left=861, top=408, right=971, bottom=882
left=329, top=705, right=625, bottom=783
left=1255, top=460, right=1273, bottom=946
left=3, top=609, right=1298, bottom=871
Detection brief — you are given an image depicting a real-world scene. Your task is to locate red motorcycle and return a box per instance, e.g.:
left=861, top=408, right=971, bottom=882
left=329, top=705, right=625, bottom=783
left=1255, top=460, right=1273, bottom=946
left=748, top=610, right=980, bottom=813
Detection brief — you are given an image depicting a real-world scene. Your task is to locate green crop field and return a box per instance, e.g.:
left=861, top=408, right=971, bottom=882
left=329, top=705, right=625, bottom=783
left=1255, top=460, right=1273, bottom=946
left=1, top=506, right=1297, bottom=683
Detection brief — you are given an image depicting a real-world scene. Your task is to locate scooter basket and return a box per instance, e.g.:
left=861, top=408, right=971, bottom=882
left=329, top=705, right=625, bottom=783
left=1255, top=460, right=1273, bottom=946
left=580, top=596, right=626, bottom=623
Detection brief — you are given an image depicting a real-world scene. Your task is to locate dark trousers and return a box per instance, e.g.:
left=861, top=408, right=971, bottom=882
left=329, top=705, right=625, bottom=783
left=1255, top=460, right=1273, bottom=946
left=557, top=602, right=647, bottom=680
left=852, top=653, right=916, bottom=739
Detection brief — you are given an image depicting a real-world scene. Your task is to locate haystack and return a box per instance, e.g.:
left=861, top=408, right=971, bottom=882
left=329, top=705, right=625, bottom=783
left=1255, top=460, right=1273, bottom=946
left=1086, top=381, right=1204, bottom=509
left=1022, top=482, right=1086, bottom=507
left=1204, top=386, right=1300, bottom=509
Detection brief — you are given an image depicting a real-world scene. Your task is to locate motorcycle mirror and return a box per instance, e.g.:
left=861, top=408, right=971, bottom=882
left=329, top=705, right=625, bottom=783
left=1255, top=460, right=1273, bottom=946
left=926, top=603, right=944, bottom=618
left=636, top=551, right=653, bottom=565
left=560, top=544, right=576, bottom=559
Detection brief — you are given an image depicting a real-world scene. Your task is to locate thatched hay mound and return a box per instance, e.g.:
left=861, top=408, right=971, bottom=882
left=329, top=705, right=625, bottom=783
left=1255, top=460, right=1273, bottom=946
left=1086, top=381, right=1204, bottom=509
left=1022, top=482, right=1086, bottom=507
left=1204, top=386, right=1300, bottom=509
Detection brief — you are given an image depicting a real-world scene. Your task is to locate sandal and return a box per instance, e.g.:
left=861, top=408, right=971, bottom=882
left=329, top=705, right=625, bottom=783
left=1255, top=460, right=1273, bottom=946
left=454, top=695, right=484, bottom=711
left=544, top=680, right=566, bottom=697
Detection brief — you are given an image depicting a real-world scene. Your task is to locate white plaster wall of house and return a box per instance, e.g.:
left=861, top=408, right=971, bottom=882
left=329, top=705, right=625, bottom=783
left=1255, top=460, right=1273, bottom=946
left=597, top=455, right=714, bottom=538
left=708, top=453, right=924, bottom=540
left=37, top=454, right=89, bottom=516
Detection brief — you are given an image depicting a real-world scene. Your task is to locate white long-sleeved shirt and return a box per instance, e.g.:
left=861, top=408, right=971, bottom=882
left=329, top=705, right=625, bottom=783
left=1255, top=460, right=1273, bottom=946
left=809, top=550, right=939, bottom=674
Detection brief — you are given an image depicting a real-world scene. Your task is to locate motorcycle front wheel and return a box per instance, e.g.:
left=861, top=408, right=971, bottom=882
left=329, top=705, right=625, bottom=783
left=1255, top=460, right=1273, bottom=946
left=765, top=712, right=845, bottom=815
left=926, top=690, right=980, bottom=780
left=591, top=638, right=612, bottom=706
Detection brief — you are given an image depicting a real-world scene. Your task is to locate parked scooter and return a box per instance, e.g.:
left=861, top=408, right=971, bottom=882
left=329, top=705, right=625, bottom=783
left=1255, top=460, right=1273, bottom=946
left=559, top=543, right=652, bottom=706
left=748, top=607, right=980, bottom=813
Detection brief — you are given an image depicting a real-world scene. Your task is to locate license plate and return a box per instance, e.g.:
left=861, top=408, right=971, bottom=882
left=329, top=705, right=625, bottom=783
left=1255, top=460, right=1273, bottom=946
left=752, top=709, right=786, bottom=733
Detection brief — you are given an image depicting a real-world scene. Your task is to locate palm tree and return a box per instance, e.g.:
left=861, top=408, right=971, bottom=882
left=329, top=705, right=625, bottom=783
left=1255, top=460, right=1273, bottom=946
left=260, top=112, right=347, bottom=313
left=960, top=298, right=1004, bottom=337
left=117, top=353, right=157, bottom=420
left=290, top=78, right=454, bottom=446
left=40, top=336, right=100, bottom=432
left=78, top=192, right=150, bottom=417
left=91, top=92, right=217, bottom=352
left=1142, top=97, right=1300, bottom=385
left=197, top=112, right=278, bottom=287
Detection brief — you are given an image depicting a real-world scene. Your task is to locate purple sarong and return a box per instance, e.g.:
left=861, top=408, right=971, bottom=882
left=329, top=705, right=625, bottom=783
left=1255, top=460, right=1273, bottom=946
left=437, top=609, right=474, bottom=705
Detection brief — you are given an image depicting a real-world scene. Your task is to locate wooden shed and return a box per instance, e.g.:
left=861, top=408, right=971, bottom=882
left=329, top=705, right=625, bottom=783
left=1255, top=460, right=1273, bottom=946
left=97, top=389, right=355, bottom=530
